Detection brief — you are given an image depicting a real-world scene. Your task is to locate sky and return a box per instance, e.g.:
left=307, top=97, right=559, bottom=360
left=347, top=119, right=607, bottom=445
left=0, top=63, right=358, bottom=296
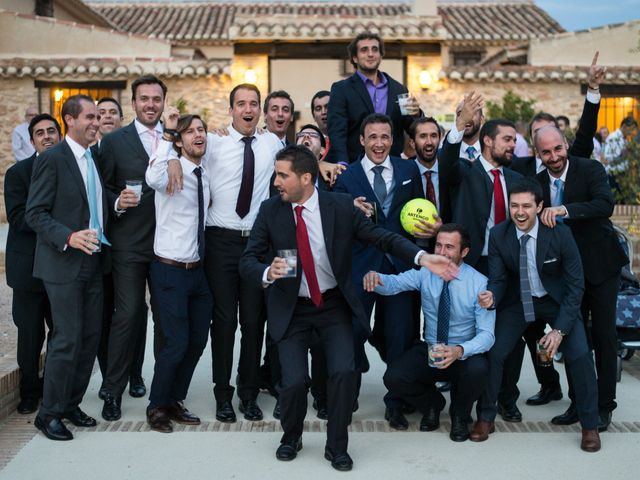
left=88, top=0, right=640, bottom=32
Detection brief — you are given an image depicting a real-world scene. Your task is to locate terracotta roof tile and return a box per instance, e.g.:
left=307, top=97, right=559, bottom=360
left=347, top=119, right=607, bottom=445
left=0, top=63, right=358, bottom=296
left=90, top=2, right=564, bottom=43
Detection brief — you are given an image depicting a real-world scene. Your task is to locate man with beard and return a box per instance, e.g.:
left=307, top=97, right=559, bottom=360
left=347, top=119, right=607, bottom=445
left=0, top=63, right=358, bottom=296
left=327, top=32, right=422, bottom=164
left=534, top=125, right=628, bottom=432
left=474, top=179, right=600, bottom=452
left=27, top=95, right=110, bottom=441
left=97, top=75, right=167, bottom=421
left=311, top=91, right=330, bottom=157
left=264, top=90, right=294, bottom=147
left=96, top=97, right=123, bottom=144
left=443, top=118, right=522, bottom=276
left=5, top=114, right=60, bottom=414
left=143, top=112, right=212, bottom=433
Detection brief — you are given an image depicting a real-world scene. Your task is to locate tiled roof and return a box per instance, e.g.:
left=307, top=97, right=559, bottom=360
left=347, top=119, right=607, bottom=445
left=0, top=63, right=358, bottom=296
left=0, top=58, right=230, bottom=79
left=90, top=2, right=564, bottom=43
left=441, top=66, right=640, bottom=84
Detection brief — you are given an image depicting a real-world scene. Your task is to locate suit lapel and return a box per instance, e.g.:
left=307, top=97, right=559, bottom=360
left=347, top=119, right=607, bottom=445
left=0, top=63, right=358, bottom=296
left=123, top=122, right=149, bottom=162
left=318, top=191, right=336, bottom=263
left=389, top=157, right=405, bottom=211
left=505, top=222, right=520, bottom=270
left=352, top=161, right=386, bottom=221
left=473, top=159, right=493, bottom=203
left=61, top=141, right=89, bottom=205
left=384, top=73, right=397, bottom=116
left=349, top=74, right=374, bottom=113
left=535, top=222, right=551, bottom=273
left=562, top=157, right=577, bottom=202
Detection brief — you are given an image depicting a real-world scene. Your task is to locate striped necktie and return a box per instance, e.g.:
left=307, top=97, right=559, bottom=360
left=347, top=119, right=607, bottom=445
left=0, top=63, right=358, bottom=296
left=519, top=234, right=535, bottom=323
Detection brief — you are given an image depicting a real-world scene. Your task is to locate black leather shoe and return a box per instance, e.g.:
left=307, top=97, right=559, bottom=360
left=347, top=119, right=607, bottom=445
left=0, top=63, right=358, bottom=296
left=216, top=401, right=237, bottom=423
left=385, top=407, right=409, bottom=430
left=420, top=405, right=441, bottom=431
left=276, top=438, right=302, bottom=461
left=239, top=399, right=263, bottom=421
left=35, top=416, right=73, bottom=441
left=597, top=411, right=612, bottom=432
left=167, top=401, right=200, bottom=425
left=17, top=397, right=39, bottom=414
left=450, top=416, right=470, bottom=442
left=324, top=447, right=353, bottom=471
left=98, top=386, right=108, bottom=401
left=497, top=403, right=522, bottom=423
left=64, top=407, right=97, bottom=427
left=129, top=376, right=146, bottom=398
left=436, top=381, right=451, bottom=392
left=526, top=386, right=563, bottom=406
left=551, top=403, right=579, bottom=426
left=102, top=394, right=122, bottom=421
left=313, top=399, right=328, bottom=420
left=273, top=400, right=281, bottom=420
left=146, top=406, right=173, bottom=433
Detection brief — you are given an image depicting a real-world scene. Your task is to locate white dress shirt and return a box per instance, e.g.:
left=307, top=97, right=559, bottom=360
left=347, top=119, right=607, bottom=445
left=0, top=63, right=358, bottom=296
left=361, top=155, right=393, bottom=193
left=134, top=119, right=163, bottom=158
left=65, top=135, right=105, bottom=233
left=11, top=122, right=35, bottom=161
left=146, top=140, right=210, bottom=263
left=199, top=126, right=282, bottom=230
left=515, top=218, right=548, bottom=298
left=478, top=155, right=508, bottom=257
left=414, top=158, right=440, bottom=211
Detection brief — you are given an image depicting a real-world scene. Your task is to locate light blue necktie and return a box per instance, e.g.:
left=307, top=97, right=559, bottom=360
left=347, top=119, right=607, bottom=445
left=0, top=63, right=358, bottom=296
left=466, top=146, right=477, bottom=160
left=84, top=150, right=111, bottom=246
left=519, top=234, right=535, bottom=323
left=372, top=165, right=387, bottom=205
left=552, top=178, right=564, bottom=223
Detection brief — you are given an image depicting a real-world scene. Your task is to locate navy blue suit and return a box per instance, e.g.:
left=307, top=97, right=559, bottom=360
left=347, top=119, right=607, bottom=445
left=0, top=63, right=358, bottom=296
left=333, top=156, right=423, bottom=408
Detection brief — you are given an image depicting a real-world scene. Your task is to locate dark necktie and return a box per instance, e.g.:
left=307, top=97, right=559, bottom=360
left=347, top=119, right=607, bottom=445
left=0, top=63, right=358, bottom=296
left=519, top=234, right=535, bottom=323
left=424, top=171, right=436, bottom=206
left=491, top=169, right=506, bottom=225
left=372, top=165, right=387, bottom=205
left=437, top=280, right=450, bottom=344
left=295, top=205, right=323, bottom=307
left=236, top=136, right=255, bottom=218
left=194, top=166, right=205, bottom=260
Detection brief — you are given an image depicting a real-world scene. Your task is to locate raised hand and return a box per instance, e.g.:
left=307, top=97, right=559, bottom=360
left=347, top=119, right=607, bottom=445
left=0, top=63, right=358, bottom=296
left=456, top=91, right=484, bottom=131
left=588, top=51, right=606, bottom=90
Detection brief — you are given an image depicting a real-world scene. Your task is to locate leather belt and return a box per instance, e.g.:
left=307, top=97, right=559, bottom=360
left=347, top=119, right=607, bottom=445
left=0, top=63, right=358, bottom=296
left=154, top=255, right=201, bottom=270
left=297, top=287, right=339, bottom=304
left=207, top=226, right=252, bottom=238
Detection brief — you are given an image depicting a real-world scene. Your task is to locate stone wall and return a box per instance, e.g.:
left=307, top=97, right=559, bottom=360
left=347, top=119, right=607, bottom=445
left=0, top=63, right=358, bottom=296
left=0, top=78, right=39, bottom=223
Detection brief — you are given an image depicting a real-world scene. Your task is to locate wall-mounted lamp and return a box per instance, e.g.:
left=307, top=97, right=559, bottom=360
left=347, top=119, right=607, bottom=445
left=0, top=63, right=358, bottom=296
left=244, top=69, right=258, bottom=84
left=54, top=89, right=64, bottom=102
left=418, top=70, right=433, bottom=90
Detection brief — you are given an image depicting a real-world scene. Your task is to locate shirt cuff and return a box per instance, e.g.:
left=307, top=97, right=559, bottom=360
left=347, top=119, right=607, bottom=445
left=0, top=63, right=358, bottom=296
left=586, top=90, right=601, bottom=104
left=114, top=197, right=125, bottom=215
left=262, top=267, right=275, bottom=287
left=414, top=250, right=426, bottom=266
left=562, top=205, right=570, bottom=219
left=447, top=124, right=464, bottom=144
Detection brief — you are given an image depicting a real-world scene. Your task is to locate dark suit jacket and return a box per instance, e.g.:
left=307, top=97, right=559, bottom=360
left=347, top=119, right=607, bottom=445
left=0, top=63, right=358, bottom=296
left=442, top=144, right=523, bottom=267
left=239, top=190, right=421, bottom=342
left=536, top=156, right=628, bottom=285
left=326, top=72, right=415, bottom=164
left=25, top=140, right=110, bottom=284
left=332, top=156, right=422, bottom=282
left=426, top=137, right=462, bottom=224
left=511, top=97, right=600, bottom=177
left=4, top=154, right=44, bottom=291
left=97, top=121, right=155, bottom=255
left=488, top=220, right=584, bottom=334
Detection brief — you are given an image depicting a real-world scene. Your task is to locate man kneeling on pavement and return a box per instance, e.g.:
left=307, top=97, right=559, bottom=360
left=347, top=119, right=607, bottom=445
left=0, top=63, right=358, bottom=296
left=365, top=223, right=495, bottom=442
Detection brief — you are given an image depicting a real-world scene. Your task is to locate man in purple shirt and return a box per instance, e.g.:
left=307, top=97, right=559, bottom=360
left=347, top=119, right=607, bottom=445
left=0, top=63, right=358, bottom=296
left=327, top=32, right=422, bottom=165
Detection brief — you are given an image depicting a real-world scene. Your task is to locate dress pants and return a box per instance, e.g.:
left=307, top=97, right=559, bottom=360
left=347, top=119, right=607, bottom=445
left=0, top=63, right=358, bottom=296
left=205, top=227, right=266, bottom=403
left=566, top=274, right=620, bottom=413
left=148, top=261, right=212, bottom=407
left=478, top=296, right=599, bottom=430
left=12, top=289, right=52, bottom=400
left=103, top=252, right=159, bottom=398
left=384, top=342, right=488, bottom=419
left=278, top=289, right=356, bottom=454
left=97, top=272, right=147, bottom=386
left=38, top=254, right=102, bottom=421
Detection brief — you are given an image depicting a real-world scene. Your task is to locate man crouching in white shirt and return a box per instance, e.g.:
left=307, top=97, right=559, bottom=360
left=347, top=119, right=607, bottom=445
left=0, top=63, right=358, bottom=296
left=144, top=109, right=213, bottom=433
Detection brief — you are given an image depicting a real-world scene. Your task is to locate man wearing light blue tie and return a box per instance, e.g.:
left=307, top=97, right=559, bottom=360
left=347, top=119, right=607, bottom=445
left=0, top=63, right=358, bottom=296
left=365, top=223, right=495, bottom=442
left=26, top=95, right=111, bottom=441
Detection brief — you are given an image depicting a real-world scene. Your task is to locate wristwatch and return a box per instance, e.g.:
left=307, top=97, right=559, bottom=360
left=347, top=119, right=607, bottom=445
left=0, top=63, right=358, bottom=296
left=163, top=128, right=178, bottom=140
left=553, top=329, right=566, bottom=337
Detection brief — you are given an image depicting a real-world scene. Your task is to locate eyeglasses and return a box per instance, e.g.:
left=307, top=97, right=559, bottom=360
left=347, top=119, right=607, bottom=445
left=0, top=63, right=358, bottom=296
left=296, top=131, right=320, bottom=140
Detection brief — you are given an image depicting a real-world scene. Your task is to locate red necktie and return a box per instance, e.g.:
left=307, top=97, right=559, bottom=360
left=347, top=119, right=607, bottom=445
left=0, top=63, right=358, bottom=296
left=424, top=171, right=436, bottom=206
left=294, top=205, right=323, bottom=307
left=491, top=169, right=506, bottom=225
left=323, top=135, right=331, bottom=160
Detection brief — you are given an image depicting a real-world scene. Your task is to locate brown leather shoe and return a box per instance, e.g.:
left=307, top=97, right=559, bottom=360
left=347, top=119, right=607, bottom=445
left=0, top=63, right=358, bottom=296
left=469, top=420, right=495, bottom=442
left=167, top=401, right=201, bottom=425
left=147, top=407, right=173, bottom=433
left=580, top=429, right=601, bottom=452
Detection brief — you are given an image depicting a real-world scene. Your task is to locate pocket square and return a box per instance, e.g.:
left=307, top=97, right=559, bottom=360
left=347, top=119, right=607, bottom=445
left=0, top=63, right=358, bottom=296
left=543, top=258, right=558, bottom=264
left=402, top=179, right=412, bottom=185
